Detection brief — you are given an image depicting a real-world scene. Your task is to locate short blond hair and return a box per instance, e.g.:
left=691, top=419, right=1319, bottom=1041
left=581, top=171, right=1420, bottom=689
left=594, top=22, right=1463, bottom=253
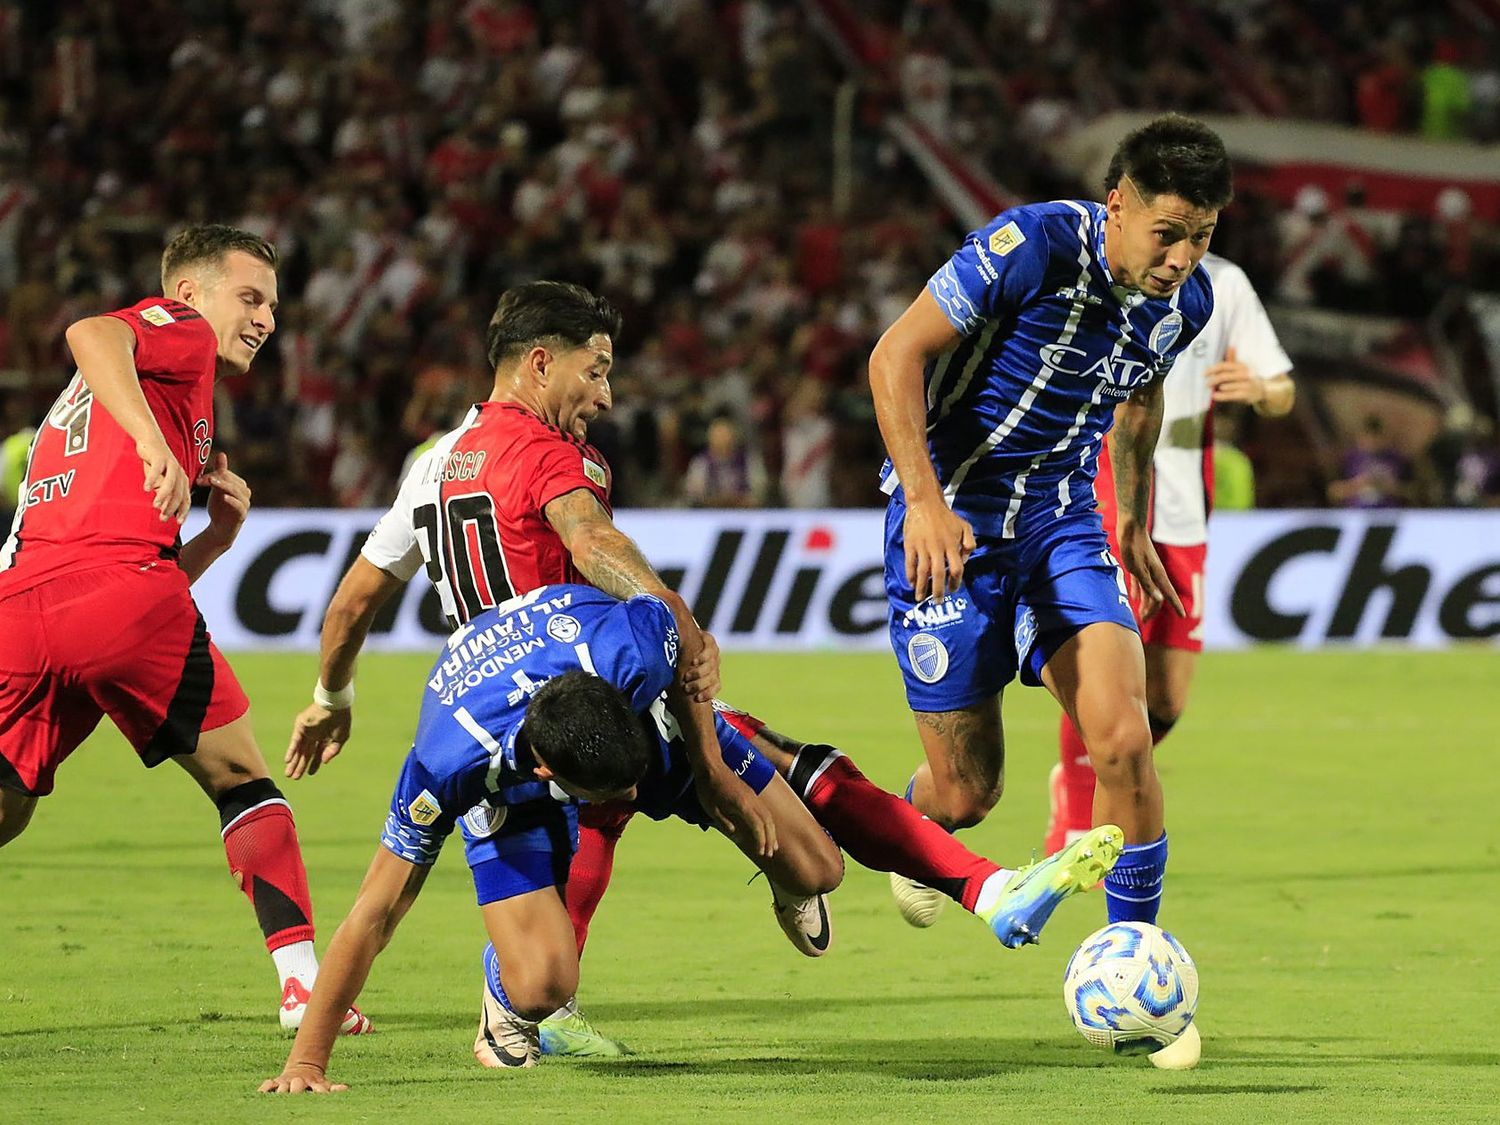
left=160, top=224, right=278, bottom=292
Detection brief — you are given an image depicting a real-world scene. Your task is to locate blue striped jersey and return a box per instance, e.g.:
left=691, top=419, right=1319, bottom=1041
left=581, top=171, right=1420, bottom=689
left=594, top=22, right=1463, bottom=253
left=882, top=200, right=1214, bottom=536
left=411, top=584, right=678, bottom=811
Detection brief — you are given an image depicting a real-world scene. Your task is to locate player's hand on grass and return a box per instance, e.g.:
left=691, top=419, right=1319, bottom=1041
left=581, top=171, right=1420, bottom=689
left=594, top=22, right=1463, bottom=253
left=1115, top=520, right=1184, bottom=621
left=681, top=629, right=721, bottom=703
left=197, top=452, right=251, bottom=549
left=903, top=496, right=974, bottom=603
left=286, top=703, right=352, bottom=779
left=138, top=436, right=191, bottom=523
left=258, top=1063, right=347, bottom=1094
left=697, top=769, right=777, bottom=858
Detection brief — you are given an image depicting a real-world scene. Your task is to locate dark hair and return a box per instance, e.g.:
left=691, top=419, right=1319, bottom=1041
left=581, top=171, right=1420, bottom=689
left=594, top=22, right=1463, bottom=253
left=521, top=669, right=650, bottom=794
left=160, top=224, right=278, bottom=291
left=485, top=281, right=623, bottom=370
left=1105, top=115, right=1233, bottom=211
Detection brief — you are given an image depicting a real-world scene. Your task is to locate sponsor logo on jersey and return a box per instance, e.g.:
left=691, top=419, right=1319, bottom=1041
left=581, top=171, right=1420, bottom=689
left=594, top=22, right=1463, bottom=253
left=1056, top=285, right=1104, bottom=306
left=907, top=632, right=949, bottom=684
left=1149, top=311, right=1185, bottom=355
left=1014, top=606, right=1038, bottom=662
left=139, top=304, right=176, bottom=327
left=970, top=235, right=998, bottom=283
left=582, top=457, right=608, bottom=489
left=901, top=596, right=967, bottom=629
left=546, top=613, right=580, bottom=642
left=988, top=221, right=1025, bottom=257
left=409, top=789, right=442, bottom=826
left=1038, top=343, right=1154, bottom=391
left=24, top=469, right=74, bottom=507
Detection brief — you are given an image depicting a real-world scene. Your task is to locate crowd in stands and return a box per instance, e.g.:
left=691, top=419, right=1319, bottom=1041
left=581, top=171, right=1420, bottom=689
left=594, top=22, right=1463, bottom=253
left=1, top=0, right=1498, bottom=514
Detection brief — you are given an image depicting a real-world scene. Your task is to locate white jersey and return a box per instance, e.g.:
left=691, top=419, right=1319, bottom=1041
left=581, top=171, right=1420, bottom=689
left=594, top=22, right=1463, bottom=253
left=1151, top=253, right=1291, bottom=546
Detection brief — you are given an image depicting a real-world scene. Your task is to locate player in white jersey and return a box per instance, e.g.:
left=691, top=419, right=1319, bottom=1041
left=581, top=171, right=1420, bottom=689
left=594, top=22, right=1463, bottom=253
left=1045, top=252, right=1296, bottom=852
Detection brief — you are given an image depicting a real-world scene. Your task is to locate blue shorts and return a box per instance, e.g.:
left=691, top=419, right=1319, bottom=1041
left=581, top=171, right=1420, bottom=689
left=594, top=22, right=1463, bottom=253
left=884, top=496, right=1138, bottom=712
left=381, top=751, right=578, bottom=907
left=633, top=712, right=778, bottom=829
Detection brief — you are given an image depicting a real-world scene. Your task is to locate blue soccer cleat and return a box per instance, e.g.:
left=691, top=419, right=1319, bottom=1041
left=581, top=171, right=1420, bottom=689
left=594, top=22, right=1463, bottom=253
left=981, top=826, right=1124, bottom=949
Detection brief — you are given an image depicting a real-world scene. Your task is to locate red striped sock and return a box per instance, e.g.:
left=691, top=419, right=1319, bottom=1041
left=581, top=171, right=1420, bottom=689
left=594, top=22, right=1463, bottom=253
left=222, top=800, right=315, bottom=952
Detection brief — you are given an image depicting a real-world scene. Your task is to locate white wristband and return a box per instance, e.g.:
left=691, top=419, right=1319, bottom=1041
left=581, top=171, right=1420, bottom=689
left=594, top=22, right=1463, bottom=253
left=313, top=680, right=355, bottom=710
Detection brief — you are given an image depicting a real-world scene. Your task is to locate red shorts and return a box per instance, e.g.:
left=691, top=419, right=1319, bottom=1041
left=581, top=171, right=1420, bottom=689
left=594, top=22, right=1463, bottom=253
left=0, top=561, right=250, bottom=797
left=1094, top=455, right=1205, bottom=653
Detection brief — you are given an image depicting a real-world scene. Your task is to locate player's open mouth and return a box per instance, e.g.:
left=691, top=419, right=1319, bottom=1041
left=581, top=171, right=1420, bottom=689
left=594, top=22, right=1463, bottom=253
left=240, top=335, right=262, bottom=352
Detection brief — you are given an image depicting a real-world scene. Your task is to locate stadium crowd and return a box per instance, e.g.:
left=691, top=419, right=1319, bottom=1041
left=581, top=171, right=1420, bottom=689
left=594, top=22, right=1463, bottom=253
left=1, top=0, right=1498, bottom=513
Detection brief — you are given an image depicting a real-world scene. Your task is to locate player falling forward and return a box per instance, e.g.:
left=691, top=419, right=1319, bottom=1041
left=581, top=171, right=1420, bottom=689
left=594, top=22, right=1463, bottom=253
left=870, top=117, right=1231, bottom=952
left=0, top=225, right=368, bottom=1034
left=1045, top=251, right=1296, bottom=852
left=260, top=584, right=1122, bottom=1091
left=286, top=281, right=781, bottom=1054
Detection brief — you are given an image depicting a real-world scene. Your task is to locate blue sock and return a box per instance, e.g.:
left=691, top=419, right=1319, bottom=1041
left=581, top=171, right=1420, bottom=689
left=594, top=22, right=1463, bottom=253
left=482, top=941, right=519, bottom=1013
left=1104, top=832, right=1167, bottom=924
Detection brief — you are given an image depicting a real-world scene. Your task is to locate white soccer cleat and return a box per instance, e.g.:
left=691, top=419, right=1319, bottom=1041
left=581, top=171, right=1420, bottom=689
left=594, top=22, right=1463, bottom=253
left=474, top=983, right=540, bottom=1069
left=889, top=872, right=946, bottom=928
left=770, top=884, right=832, bottom=957
left=1149, top=1021, right=1201, bottom=1070
left=278, top=978, right=373, bottom=1036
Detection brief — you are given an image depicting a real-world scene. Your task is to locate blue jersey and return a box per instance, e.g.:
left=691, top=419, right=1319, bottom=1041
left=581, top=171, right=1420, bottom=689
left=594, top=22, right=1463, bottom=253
left=882, top=200, right=1214, bottom=537
left=381, top=584, right=678, bottom=865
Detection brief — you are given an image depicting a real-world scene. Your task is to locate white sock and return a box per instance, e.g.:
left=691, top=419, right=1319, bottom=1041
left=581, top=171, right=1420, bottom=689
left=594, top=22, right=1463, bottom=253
left=271, top=940, right=319, bottom=988
left=972, top=868, right=1017, bottom=918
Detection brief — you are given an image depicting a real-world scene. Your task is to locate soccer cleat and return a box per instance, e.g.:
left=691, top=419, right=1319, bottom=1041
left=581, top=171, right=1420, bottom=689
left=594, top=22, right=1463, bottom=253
left=980, top=825, right=1124, bottom=949
left=770, top=886, right=833, bottom=957
left=474, top=981, right=540, bottom=1069
left=889, top=872, right=946, bottom=928
left=1149, top=1020, right=1201, bottom=1070
left=539, top=999, right=630, bottom=1058
left=278, top=978, right=373, bottom=1036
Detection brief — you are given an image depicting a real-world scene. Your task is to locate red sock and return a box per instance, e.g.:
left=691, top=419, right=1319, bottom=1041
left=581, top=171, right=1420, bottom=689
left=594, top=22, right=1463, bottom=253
left=794, top=748, right=1000, bottom=912
left=221, top=797, right=315, bottom=952
left=1048, top=715, right=1097, bottom=854
left=567, top=799, right=635, bottom=958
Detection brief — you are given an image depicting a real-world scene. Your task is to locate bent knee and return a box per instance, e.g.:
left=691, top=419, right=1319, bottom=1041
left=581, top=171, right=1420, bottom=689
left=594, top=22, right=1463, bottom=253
left=1085, top=719, right=1154, bottom=780
left=499, top=963, right=577, bottom=1022
left=930, top=781, right=1003, bottom=831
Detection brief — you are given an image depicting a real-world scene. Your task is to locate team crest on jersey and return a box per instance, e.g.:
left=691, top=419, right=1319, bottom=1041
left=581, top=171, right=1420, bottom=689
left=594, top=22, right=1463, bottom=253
left=409, top=789, right=442, bottom=826
left=461, top=802, right=507, bottom=838
left=582, top=457, right=608, bottom=489
left=546, top=614, right=580, bottom=642
left=988, top=221, right=1025, bottom=257
left=139, top=304, right=176, bottom=327
left=907, top=632, right=949, bottom=684
left=1148, top=311, right=1185, bottom=355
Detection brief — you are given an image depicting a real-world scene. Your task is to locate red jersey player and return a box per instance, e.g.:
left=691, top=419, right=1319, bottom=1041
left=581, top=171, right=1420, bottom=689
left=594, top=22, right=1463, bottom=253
left=0, top=225, right=369, bottom=1035
left=1045, top=252, right=1296, bottom=852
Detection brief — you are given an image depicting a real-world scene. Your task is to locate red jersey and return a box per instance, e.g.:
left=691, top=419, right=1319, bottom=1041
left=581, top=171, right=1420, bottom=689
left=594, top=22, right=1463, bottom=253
left=362, top=401, right=612, bottom=628
left=0, top=297, right=217, bottom=593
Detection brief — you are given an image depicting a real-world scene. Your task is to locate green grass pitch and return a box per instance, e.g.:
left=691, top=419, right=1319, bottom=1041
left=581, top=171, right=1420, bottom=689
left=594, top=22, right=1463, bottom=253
left=3, top=647, right=1497, bottom=1123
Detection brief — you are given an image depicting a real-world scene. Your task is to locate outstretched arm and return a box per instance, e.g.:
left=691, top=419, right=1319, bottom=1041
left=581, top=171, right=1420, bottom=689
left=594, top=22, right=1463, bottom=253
left=259, top=848, right=429, bottom=1093
left=286, top=557, right=407, bottom=779
left=869, top=290, right=975, bottom=603
left=1112, top=378, right=1185, bottom=619
left=545, top=488, right=775, bottom=856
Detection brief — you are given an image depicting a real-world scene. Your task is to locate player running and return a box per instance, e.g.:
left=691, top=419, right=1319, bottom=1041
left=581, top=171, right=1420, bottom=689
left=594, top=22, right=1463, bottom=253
left=259, top=584, right=1122, bottom=1091
left=871, top=116, right=1232, bottom=960
left=1045, top=252, right=1295, bottom=851
left=0, top=225, right=368, bottom=1034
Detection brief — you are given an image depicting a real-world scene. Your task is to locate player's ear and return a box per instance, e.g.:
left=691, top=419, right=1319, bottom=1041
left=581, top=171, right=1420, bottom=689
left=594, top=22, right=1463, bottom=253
left=528, top=345, right=551, bottom=385
left=171, top=275, right=196, bottom=305
left=1105, top=186, right=1126, bottom=224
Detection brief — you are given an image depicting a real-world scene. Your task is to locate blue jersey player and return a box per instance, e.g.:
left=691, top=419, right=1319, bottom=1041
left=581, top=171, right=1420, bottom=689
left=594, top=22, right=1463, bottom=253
left=869, top=115, right=1231, bottom=1030
left=261, top=585, right=845, bottom=1091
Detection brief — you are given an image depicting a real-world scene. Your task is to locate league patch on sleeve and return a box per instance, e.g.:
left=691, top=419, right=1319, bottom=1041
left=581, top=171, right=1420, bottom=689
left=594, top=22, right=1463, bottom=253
left=988, top=221, right=1026, bottom=257
left=582, top=457, right=608, bottom=489
left=139, top=304, right=176, bottom=327
left=409, top=789, right=443, bottom=826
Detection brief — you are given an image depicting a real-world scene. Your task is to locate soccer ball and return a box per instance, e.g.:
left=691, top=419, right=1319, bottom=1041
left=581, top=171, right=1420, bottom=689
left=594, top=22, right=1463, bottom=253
left=1063, top=922, right=1198, bottom=1054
